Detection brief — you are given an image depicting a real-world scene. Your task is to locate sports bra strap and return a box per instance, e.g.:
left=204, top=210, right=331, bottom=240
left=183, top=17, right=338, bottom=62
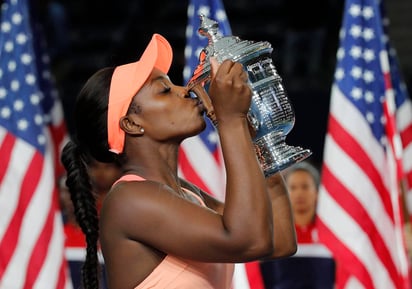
left=112, top=174, right=206, bottom=206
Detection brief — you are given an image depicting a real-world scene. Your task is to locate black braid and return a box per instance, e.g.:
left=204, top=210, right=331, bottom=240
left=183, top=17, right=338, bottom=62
left=60, top=67, right=119, bottom=289
left=61, top=141, right=100, bottom=289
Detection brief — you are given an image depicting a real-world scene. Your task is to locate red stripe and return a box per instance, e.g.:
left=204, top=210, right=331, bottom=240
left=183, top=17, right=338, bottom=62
left=23, top=184, right=55, bottom=289
left=0, top=151, right=43, bottom=279
left=244, top=261, right=265, bottom=289
left=328, top=115, right=395, bottom=220
left=55, top=257, right=68, bottom=289
left=0, top=133, right=15, bottom=182
left=317, top=218, right=375, bottom=289
left=400, top=122, right=412, bottom=149
left=322, top=164, right=400, bottom=286
left=383, top=101, right=403, bottom=178
left=179, top=147, right=213, bottom=196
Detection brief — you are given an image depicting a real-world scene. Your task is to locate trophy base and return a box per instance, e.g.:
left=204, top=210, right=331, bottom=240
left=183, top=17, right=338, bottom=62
left=254, top=133, right=312, bottom=177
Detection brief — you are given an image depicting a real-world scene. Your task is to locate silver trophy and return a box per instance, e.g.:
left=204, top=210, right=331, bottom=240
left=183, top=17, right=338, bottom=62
left=187, top=15, right=311, bottom=176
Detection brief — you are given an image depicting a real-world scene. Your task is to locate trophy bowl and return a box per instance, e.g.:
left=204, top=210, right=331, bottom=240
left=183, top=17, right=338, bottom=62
left=187, top=15, right=312, bottom=176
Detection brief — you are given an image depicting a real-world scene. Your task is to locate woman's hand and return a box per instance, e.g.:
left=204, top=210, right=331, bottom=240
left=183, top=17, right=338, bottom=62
left=208, top=58, right=252, bottom=123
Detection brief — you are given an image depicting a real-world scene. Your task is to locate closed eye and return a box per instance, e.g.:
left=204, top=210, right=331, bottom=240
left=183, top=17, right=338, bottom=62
left=162, top=86, right=171, bottom=94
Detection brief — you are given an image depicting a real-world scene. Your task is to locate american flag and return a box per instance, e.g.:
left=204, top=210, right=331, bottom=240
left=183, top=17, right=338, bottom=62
left=180, top=0, right=265, bottom=288
left=0, top=0, right=71, bottom=288
left=316, top=0, right=412, bottom=289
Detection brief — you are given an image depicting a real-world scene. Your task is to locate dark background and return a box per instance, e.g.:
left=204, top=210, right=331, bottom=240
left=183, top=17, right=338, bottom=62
left=39, top=0, right=412, bottom=168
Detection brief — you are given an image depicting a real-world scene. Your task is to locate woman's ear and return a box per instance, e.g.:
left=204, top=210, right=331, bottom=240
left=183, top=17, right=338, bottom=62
left=119, top=115, right=144, bottom=136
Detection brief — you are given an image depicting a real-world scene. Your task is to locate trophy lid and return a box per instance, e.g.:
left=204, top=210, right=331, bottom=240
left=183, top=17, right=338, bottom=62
left=187, top=14, right=272, bottom=88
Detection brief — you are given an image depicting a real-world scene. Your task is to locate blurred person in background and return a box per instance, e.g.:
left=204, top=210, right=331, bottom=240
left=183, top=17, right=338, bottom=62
left=260, top=161, right=336, bottom=289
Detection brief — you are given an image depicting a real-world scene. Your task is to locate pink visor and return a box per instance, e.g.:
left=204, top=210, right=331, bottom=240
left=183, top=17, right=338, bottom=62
left=108, top=34, right=173, bottom=154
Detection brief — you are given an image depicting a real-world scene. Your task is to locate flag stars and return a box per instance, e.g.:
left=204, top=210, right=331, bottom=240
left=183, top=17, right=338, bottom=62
left=1, top=21, right=11, bottom=33
left=4, top=40, right=13, bottom=52
left=34, top=114, right=43, bottom=125
left=349, top=4, right=361, bottom=17
left=380, top=115, right=386, bottom=125
left=362, top=28, right=374, bottom=41
left=362, top=6, right=374, bottom=20
left=21, top=53, right=32, bottom=64
left=365, top=111, right=374, bottom=123
left=349, top=46, right=362, bottom=59
left=17, top=118, right=29, bottom=130
left=363, top=49, right=375, bottom=62
left=208, top=130, right=219, bottom=144
left=14, top=99, right=24, bottom=111
left=350, top=66, right=362, bottom=79
left=197, top=6, right=210, bottom=17
left=1, top=107, right=11, bottom=119
left=380, top=135, right=387, bottom=147
left=349, top=25, right=362, bottom=38
left=30, top=93, right=40, bottom=105
left=363, top=70, right=374, bottom=83
left=187, top=3, right=194, bottom=17
left=11, top=12, right=22, bottom=25
left=350, top=87, right=362, bottom=100
left=10, top=79, right=19, bottom=91
left=8, top=60, right=16, bottom=71
left=215, top=9, right=227, bottom=22
left=25, top=73, right=36, bottom=85
left=184, top=45, right=192, bottom=60
left=335, top=67, right=344, bottom=80
left=336, top=47, right=345, bottom=60
left=364, top=91, right=374, bottom=103
left=0, top=87, right=6, bottom=98
left=186, top=25, right=193, bottom=39
left=16, top=32, right=27, bottom=44
left=37, top=134, right=46, bottom=145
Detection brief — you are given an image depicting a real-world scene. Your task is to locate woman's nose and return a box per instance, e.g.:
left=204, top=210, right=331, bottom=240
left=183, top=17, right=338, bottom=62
left=177, top=86, right=189, bottom=98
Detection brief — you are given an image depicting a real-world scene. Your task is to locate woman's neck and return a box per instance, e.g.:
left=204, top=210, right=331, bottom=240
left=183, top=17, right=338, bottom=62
left=293, top=210, right=315, bottom=227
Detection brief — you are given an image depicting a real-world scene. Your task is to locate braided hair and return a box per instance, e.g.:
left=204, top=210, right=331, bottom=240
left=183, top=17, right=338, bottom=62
left=61, top=67, right=118, bottom=289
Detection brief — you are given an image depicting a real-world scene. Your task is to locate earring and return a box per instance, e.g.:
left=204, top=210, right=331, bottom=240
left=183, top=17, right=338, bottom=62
left=140, top=128, right=144, bottom=133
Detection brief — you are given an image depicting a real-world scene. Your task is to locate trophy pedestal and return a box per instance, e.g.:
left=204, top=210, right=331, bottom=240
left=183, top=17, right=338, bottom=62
left=255, top=132, right=312, bottom=176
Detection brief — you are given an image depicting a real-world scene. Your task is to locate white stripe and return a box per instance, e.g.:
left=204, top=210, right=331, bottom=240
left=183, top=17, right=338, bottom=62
left=294, top=243, right=333, bottom=258
left=180, top=136, right=226, bottom=201
left=232, top=264, right=250, bottom=289
left=397, top=98, right=412, bottom=132
left=0, top=134, right=35, bottom=240
left=330, top=86, right=386, bottom=175
left=403, top=143, right=412, bottom=174
left=323, top=134, right=401, bottom=268
left=317, top=186, right=396, bottom=289
left=34, top=212, right=66, bottom=289
left=65, top=247, right=105, bottom=264
left=345, top=276, right=366, bottom=289
left=34, top=132, right=67, bottom=288
left=0, top=126, right=6, bottom=145
left=379, top=50, right=390, bottom=74
left=1, top=139, right=54, bottom=288
left=65, top=247, right=86, bottom=261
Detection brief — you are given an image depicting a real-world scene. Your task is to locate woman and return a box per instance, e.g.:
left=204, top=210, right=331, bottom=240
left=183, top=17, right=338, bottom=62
left=61, top=33, right=297, bottom=289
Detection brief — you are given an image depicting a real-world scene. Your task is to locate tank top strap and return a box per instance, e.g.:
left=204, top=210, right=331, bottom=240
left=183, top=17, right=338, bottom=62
left=112, top=174, right=206, bottom=207
left=182, top=188, right=206, bottom=207
left=112, top=174, right=146, bottom=187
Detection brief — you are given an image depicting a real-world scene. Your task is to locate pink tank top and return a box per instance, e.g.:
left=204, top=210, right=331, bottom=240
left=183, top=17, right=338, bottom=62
left=113, top=174, right=234, bottom=289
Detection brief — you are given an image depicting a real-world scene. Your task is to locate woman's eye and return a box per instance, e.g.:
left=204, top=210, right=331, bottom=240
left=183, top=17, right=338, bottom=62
left=162, top=86, right=171, bottom=93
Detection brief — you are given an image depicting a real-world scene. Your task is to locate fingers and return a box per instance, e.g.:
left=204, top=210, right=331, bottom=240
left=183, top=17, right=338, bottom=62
left=210, top=57, right=219, bottom=79
left=212, top=59, right=248, bottom=83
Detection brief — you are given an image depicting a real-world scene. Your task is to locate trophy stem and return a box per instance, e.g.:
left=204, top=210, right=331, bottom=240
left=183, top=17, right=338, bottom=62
left=254, top=132, right=312, bottom=177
